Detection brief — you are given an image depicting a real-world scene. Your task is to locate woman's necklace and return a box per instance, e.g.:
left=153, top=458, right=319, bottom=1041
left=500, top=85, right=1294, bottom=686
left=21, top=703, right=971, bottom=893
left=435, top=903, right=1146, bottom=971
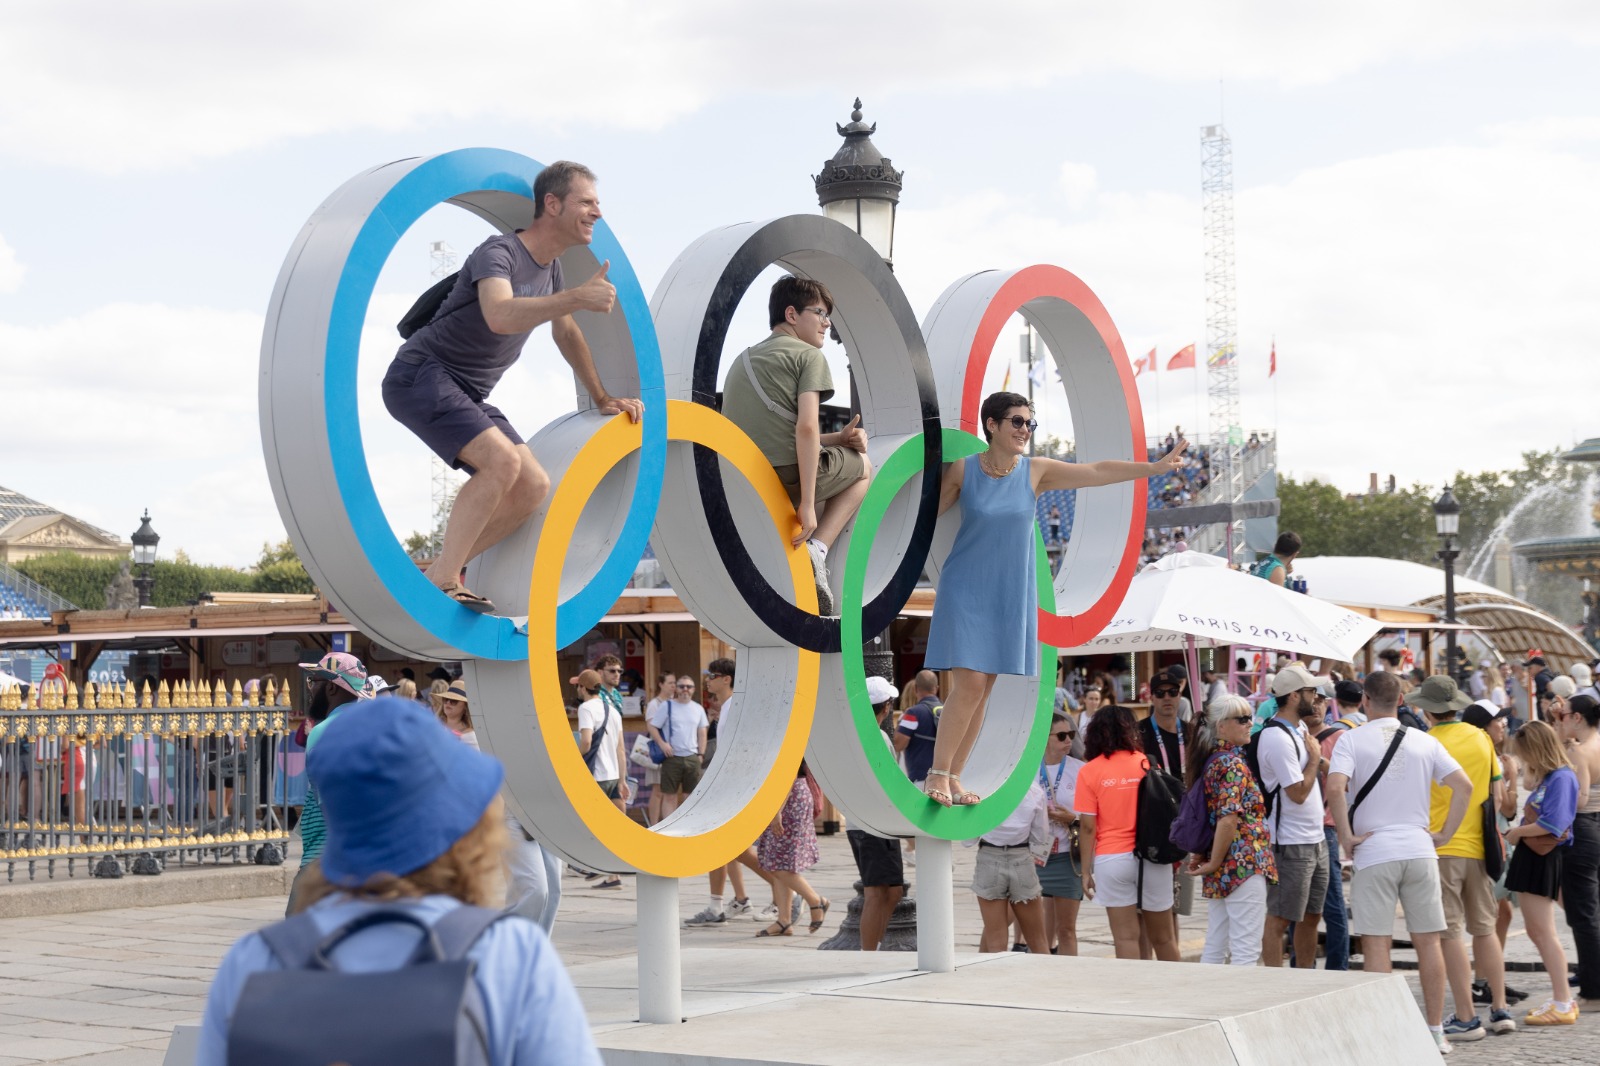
left=979, top=451, right=1018, bottom=478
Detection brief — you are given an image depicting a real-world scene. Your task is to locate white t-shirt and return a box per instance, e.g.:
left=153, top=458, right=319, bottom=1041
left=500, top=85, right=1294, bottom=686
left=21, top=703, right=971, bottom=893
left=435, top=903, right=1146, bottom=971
left=979, top=781, right=1050, bottom=857
left=576, top=697, right=622, bottom=781
left=1329, top=718, right=1463, bottom=870
left=1039, top=755, right=1084, bottom=852
left=1258, top=717, right=1325, bottom=846
left=716, top=694, right=737, bottom=738
left=648, top=698, right=708, bottom=756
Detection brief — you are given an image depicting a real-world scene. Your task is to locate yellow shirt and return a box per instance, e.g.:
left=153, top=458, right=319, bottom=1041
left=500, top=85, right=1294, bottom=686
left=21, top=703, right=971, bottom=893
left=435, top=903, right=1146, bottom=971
left=1429, top=720, right=1501, bottom=859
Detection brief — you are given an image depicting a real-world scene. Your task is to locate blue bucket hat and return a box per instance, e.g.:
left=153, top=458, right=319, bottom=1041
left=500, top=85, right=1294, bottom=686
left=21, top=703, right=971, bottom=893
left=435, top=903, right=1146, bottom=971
left=308, top=695, right=504, bottom=886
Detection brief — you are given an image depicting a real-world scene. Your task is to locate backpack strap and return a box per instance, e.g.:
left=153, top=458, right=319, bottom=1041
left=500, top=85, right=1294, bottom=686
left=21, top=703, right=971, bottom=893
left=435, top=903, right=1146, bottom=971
left=256, top=912, right=326, bottom=970
left=738, top=350, right=799, bottom=424
left=1348, top=726, right=1407, bottom=822
left=431, top=904, right=510, bottom=961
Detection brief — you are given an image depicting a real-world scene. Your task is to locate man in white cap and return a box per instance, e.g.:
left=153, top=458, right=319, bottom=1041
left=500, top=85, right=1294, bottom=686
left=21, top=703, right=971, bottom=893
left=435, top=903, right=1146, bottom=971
left=847, top=675, right=908, bottom=949
left=1258, top=664, right=1330, bottom=969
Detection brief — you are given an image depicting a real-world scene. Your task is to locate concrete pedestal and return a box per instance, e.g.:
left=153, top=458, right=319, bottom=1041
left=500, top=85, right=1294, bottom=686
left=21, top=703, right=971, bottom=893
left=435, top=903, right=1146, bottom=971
left=574, top=948, right=1440, bottom=1065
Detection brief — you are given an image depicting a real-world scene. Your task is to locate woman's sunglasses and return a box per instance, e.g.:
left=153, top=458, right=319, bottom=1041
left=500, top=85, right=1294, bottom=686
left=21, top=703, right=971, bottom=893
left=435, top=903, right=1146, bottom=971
left=1053, top=730, right=1076, bottom=742
left=997, top=415, right=1039, bottom=432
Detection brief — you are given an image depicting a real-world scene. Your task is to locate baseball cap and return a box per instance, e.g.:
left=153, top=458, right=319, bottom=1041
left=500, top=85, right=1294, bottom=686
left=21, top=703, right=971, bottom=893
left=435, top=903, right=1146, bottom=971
left=864, top=675, right=898, bottom=706
left=1463, top=698, right=1510, bottom=731
left=1524, top=651, right=1546, bottom=667
left=1334, top=679, right=1364, bottom=706
left=1271, top=664, right=1324, bottom=697
left=427, top=665, right=453, bottom=683
left=311, top=696, right=504, bottom=886
left=300, top=651, right=372, bottom=699
left=1406, top=675, right=1473, bottom=714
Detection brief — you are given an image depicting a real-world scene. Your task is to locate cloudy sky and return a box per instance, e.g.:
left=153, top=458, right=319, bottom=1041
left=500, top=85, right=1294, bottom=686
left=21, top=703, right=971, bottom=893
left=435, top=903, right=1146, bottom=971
left=4, top=2, right=1598, bottom=566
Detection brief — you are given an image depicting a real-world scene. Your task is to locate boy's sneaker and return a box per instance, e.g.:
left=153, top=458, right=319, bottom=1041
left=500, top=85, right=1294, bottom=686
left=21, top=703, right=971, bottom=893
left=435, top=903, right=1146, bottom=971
left=1471, top=979, right=1492, bottom=1005
left=1503, top=983, right=1530, bottom=1003
left=1487, top=1008, right=1516, bottom=1034
left=726, top=897, right=752, bottom=917
left=806, top=540, right=836, bottom=615
left=684, top=906, right=726, bottom=926
left=1431, top=1031, right=1452, bottom=1055
left=1441, top=1016, right=1484, bottom=1042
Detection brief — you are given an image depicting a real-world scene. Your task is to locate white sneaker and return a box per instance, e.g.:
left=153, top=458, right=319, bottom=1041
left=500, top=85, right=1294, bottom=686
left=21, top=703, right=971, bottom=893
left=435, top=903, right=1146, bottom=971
left=1432, top=1031, right=1452, bottom=1056
left=757, top=903, right=779, bottom=922
left=805, top=540, right=836, bottom=615
left=791, top=895, right=805, bottom=926
left=726, top=897, right=752, bottom=917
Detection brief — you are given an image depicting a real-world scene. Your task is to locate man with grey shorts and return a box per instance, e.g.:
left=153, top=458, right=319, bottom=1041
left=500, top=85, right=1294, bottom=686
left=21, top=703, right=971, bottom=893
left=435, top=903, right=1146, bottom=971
left=1328, top=670, right=1473, bottom=1052
left=1258, top=665, right=1331, bottom=968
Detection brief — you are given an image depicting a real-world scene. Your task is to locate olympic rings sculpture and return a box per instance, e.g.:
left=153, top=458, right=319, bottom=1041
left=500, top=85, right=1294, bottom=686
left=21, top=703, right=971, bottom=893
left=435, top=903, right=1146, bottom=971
left=260, top=148, right=1147, bottom=877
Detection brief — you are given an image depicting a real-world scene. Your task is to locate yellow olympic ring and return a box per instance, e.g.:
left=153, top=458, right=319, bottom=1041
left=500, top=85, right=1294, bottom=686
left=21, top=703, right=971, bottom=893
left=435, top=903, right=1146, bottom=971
left=525, top=400, right=820, bottom=876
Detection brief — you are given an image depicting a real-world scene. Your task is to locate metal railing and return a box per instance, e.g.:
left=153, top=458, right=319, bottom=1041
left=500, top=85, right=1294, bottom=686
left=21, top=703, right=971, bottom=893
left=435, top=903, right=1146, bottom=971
left=0, top=560, right=79, bottom=615
left=1, top=680, right=293, bottom=883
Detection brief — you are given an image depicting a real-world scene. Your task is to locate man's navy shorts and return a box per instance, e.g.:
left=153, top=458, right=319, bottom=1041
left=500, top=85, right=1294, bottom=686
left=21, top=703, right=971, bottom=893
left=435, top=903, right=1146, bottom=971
left=382, top=356, right=524, bottom=472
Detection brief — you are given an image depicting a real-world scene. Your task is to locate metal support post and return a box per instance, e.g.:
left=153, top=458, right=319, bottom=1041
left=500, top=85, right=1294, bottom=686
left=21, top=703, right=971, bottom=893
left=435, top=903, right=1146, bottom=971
left=915, top=836, right=955, bottom=973
left=636, top=874, right=683, bottom=1024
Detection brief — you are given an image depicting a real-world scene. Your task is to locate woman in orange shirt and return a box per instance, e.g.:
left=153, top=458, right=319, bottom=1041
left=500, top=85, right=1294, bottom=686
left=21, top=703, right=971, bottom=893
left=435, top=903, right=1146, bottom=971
left=1073, top=704, right=1180, bottom=960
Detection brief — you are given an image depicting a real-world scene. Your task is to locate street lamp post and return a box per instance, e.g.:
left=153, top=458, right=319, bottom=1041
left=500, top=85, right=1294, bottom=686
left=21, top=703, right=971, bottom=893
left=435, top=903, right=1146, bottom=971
left=131, top=510, right=160, bottom=608
left=1433, top=487, right=1462, bottom=682
left=814, top=98, right=903, bottom=268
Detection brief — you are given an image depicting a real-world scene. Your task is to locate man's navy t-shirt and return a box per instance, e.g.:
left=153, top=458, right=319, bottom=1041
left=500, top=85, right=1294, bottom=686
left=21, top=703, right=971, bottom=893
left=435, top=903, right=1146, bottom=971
left=897, top=696, right=941, bottom=783
left=395, top=232, right=564, bottom=398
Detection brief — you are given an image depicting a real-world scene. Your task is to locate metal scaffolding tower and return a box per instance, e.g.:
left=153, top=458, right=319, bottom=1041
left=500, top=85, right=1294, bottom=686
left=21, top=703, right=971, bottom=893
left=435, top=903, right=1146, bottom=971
left=1201, top=124, right=1244, bottom=563
left=428, top=241, right=463, bottom=552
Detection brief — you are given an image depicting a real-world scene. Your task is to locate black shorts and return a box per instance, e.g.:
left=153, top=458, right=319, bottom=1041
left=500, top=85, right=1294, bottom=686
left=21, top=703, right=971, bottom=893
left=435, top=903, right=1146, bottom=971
left=847, top=828, right=905, bottom=887
left=382, top=356, right=524, bottom=472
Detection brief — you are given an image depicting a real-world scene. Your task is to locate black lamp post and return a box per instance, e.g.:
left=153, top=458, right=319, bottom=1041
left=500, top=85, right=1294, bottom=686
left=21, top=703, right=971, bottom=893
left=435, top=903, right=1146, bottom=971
left=1433, top=487, right=1462, bottom=681
left=813, top=98, right=903, bottom=268
left=131, top=510, right=160, bottom=608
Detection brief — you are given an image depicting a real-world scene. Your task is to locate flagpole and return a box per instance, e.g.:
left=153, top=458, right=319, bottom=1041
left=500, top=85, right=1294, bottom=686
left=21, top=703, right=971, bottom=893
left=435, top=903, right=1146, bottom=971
left=1271, top=335, right=1279, bottom=445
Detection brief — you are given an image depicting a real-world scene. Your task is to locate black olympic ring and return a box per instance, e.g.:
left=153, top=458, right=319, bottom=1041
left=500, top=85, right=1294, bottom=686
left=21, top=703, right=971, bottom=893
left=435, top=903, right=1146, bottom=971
left=689, top=215, right=942, bottom=654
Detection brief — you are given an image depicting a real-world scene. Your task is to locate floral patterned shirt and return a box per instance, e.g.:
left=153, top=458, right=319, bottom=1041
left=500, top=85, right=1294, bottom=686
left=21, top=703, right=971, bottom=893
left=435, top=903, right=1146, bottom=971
left=1199, top=742, right=1278, bottom=899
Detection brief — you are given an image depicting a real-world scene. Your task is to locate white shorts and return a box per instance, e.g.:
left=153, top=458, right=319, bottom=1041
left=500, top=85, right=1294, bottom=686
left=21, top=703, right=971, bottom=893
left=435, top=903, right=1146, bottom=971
left=1092, top=851, right=1175, bottom=911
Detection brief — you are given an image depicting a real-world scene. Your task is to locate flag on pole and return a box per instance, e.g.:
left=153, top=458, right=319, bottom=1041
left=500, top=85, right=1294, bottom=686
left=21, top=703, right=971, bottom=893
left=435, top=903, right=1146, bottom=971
left=1002, top=363, right=1011, bottom=391
left=1206, top=343, right=1236, bottom=368
left=1268, top=341, right=1277, bottom=378
left=1166, top=344, right=1196, bottom=371
left=1028, top=358, right=1048, bottom=390
left=1132, top=347, right=1157, bottom=377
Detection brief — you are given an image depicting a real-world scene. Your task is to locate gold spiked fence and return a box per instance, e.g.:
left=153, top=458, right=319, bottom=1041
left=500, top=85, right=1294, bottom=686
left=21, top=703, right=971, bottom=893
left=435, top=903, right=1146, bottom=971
left=1, top=677, right=295, bottom=882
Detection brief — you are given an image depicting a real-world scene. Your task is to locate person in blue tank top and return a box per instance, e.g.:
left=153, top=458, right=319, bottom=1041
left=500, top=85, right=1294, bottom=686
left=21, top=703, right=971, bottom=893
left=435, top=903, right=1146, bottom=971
left=922, top=391, right=1186, bottom=806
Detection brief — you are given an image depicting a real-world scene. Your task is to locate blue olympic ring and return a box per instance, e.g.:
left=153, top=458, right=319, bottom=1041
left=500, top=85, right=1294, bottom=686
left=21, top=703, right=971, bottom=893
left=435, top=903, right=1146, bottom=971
left=324, top=148, right=666, bottom=656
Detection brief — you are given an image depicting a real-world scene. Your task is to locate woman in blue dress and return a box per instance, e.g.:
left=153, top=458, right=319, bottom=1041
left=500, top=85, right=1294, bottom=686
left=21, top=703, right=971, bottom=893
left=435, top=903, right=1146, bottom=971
left=922, top=392, right=1185, bottom=806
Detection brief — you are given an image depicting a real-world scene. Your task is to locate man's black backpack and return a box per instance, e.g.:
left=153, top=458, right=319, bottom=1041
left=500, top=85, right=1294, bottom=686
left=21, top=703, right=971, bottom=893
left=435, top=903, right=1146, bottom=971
left=227, top=904, right=508, bottom=1066
left=397, top=271, right=463, bottom=339
left=1244, top=716, right=1299, bottom=823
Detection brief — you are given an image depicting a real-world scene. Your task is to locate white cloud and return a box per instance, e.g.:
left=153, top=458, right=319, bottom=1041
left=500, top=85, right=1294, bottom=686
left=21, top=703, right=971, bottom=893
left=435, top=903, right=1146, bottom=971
left=885, top=134, right=1600, bottom=493
left=1058, top=163, right=1098, bottom=211
left=6, top=2, right=1600, bottom=170
left=0, top=233, right=22, bottom=292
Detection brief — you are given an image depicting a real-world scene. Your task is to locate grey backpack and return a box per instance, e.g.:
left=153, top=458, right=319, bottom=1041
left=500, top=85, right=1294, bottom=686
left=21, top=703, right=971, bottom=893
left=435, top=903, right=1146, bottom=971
left=226, top=904, right=507, bottom=1066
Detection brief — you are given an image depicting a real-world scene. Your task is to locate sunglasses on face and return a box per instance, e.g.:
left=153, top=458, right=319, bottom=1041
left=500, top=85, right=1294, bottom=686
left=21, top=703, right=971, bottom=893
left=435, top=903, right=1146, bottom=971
left=997, top=415, right=1039, bottom=432
left=1152, top=688, right=1179, bottom=698
left=676, top=684, right=695, bottom=690
left=1225, top=714, right=1253, bottom=724
left=1053, top=730, right=1076, bottom=742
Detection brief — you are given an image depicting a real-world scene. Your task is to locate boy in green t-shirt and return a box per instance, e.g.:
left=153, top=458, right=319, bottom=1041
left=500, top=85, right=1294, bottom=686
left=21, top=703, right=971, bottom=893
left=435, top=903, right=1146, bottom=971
left=720, top=276, right=871, bottom=615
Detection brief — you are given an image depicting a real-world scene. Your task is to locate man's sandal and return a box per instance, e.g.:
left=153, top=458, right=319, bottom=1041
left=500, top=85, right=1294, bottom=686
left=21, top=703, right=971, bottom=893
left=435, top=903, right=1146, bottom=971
left=923, top=770, right=956, bottom=807
left=440, top=581, right=496, bottom=614
left=755, top=921, right=792, bottom=938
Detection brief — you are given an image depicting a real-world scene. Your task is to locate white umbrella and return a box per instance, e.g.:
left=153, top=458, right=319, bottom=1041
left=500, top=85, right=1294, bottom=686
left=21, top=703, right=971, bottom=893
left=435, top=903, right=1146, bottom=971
left=0, top=670, right=27, bottom=690
left=1058, top=552, right=1383, bottom=662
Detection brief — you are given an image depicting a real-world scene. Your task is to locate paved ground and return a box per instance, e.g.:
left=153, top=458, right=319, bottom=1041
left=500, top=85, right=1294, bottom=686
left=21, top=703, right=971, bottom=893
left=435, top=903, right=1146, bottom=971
left=0, top=832, right=1591, bottom=1063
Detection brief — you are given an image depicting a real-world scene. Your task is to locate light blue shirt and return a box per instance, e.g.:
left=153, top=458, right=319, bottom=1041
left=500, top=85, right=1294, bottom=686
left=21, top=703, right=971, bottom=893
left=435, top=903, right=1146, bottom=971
left=197, top=895, right=601, bottom=1065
